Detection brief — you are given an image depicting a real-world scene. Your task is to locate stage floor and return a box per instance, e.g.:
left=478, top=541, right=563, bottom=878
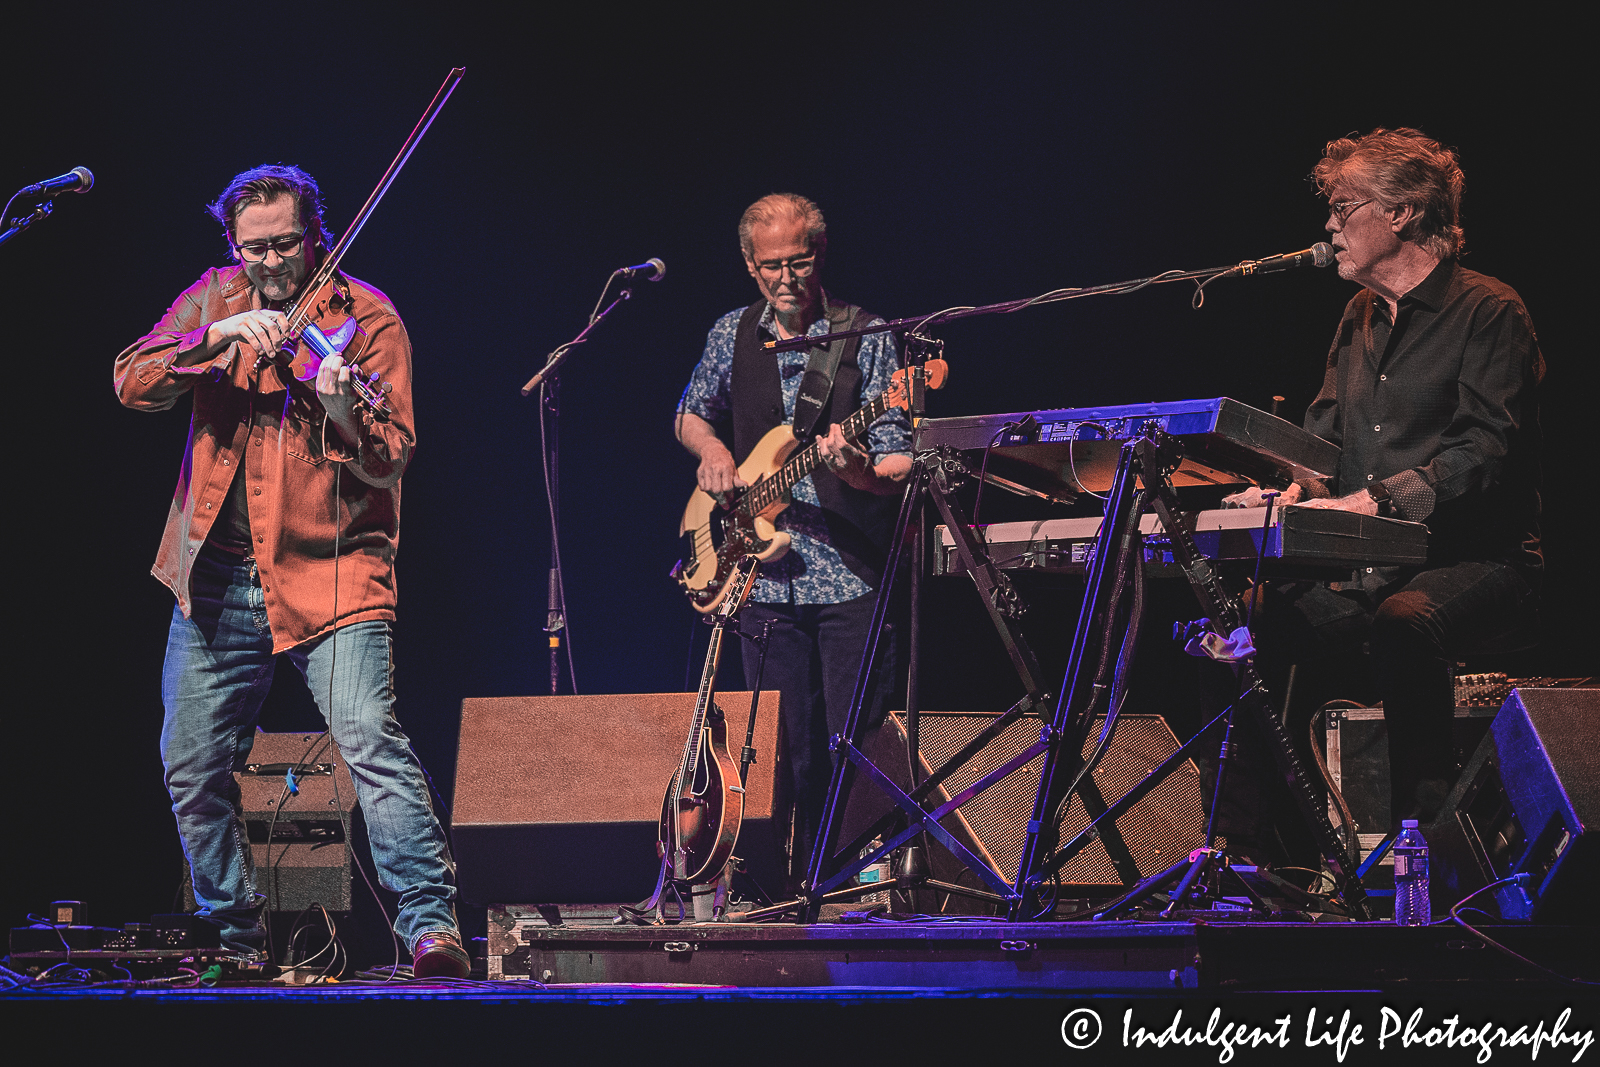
left=10, top=917, right=1595, bottom=994
left=488, top=916, right=1599, bottom=991
left=8, top=919, right=1598, bottom=1063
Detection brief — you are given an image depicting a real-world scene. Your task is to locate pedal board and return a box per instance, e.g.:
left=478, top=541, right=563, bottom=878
left=9, top=914, right=227, bottom=976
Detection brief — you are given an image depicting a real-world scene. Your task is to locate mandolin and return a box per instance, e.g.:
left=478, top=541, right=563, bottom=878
left=674, top=358, right=948, bottom=613
left=660, top=553, right=760, bottom=885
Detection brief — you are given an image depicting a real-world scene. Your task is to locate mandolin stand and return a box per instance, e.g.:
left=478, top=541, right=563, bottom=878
left=619, top=614, right=779, bottom=924
left=754, top=412, right=1371, bottom=924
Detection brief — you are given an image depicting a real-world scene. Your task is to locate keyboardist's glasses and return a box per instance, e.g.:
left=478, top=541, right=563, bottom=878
left=1327, top=198, right=1375, bottom=225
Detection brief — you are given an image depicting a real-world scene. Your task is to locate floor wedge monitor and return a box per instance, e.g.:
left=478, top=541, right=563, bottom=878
left=453, top=692, right=784, bottom=905
left=887, top=711, right=1205, bottom=890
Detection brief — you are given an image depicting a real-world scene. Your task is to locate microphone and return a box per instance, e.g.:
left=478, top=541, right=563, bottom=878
left=19, top=167, right=95, bottom=198
left=617, top=257, right=666, bottom=282
left=1239, top=243, right=1334, bottom=275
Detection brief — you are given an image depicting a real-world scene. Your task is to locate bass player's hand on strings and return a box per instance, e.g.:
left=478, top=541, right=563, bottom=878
left=696, top=446, right=746, bottom=497
left=676, top=411, right=748, bottom=497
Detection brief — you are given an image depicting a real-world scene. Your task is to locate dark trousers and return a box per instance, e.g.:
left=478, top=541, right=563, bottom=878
left=1221, top=560, right=1536, bottom=846
left=740, top=593, right=901, bottom=882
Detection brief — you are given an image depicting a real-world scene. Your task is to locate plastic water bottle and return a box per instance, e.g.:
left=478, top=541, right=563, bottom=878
left=1392, top=820, right=1431, bottom=926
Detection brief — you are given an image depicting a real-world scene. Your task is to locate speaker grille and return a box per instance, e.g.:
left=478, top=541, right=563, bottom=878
left=454, top=692, right=784, bottom=903
left=890, top=712, right=1204, bottom=886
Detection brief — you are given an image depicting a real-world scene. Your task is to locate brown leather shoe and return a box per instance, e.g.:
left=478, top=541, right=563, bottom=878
left=412, top=931, right=470, bottom=979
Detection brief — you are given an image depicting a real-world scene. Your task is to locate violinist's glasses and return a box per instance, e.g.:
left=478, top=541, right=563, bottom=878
left=234, top=226, right=309, bottom=262
left=753, top=253, right=817, bottom=280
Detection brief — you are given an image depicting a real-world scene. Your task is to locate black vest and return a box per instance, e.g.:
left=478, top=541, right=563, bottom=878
left=730, top=298, right=898, bottom=588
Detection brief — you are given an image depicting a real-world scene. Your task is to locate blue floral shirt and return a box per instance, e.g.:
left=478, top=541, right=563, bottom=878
left=678, top=297, right=910, bottom=605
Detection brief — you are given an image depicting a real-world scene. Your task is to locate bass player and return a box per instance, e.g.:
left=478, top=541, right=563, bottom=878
left=674, top=193, right=910, bottom=885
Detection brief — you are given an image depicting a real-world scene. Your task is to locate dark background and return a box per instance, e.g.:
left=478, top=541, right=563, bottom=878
left=3, top=5, right=1590, bottom=939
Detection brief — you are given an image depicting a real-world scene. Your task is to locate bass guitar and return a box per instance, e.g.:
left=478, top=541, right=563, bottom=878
left=660, top=553, right=760, bottom=885
left=674, top=359, right=948, bottom=613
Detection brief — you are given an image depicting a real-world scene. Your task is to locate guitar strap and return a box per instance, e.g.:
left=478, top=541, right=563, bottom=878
left=789, top=299, right=859, bottom=441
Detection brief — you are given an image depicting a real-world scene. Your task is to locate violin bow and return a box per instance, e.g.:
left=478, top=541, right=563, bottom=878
left=283, top=67, right=465, bottom=337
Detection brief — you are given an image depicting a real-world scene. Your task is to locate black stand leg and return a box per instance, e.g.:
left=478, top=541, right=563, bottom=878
left=737, top=620, right=775, bottom=787
left=543, top=375, right=565, bottom=695
left=1204, top=708, right=1238, bottom=849
left=1013, top=440, right=1148, bottom=919
left=1009, top=428, right=1369, bottom=922
left=903, top=470, right=928, bottom=914
left=1136, top=436, right=1370, bottom=919
left=778, top=446, right=1095, bottom=922
left=804, top=450, right=1061, bottom=909
left=802, top=458, right=929, bottom=920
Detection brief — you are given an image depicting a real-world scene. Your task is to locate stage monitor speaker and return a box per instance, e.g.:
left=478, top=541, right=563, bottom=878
left=887, top=711, right=1205, bottom=889
left=452, top=692, right=784, bottom=905
left=1431, top=687, right=1599, bottom=923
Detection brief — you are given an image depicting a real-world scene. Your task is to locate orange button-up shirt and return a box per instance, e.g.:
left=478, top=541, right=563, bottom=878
left=114, top=266, right=415, bottom=652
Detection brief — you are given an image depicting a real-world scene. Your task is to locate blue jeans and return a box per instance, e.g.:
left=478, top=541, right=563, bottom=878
left=160, top=546, right=458, bottom=955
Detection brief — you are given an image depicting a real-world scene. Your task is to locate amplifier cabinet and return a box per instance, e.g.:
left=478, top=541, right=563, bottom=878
left=1464, top=688, right=1599, bottom=922
left=1323, top=705, right=1497, bottom=870
left=180, top=730, right=358, bottom=914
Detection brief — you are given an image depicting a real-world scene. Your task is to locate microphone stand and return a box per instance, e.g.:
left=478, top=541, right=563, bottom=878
left=0, top=198, right=54, bottom=249
left=520, top=277, right=640, bottom=695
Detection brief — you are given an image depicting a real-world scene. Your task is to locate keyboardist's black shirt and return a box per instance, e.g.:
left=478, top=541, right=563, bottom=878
left=1302, top=257, right=1543, bottom=575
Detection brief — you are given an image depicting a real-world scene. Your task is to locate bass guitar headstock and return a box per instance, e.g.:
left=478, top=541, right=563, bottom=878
left=885, top=358, right=949, bottom=411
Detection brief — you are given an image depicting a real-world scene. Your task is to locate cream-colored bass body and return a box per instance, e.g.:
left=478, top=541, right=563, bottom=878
left=672, top=359, right=947, bottom=614
left=676, top=427, right=801, bottom=613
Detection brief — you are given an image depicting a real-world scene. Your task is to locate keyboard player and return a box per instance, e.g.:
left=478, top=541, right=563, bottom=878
left=1220, top=128, right=1543, bottom=844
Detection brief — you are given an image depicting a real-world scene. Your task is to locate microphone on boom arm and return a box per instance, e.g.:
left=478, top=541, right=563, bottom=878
left=617, top=257, right=666, bottom=282
left=1237, top=242, right=1334, bottom=275
left=1191, top=242, right=1334, bottom=308
left=18, top=167, right=95, bottom=198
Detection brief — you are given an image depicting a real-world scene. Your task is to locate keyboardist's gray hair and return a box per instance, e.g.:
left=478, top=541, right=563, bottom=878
left=738, top=193, right=827, bottom=260
left=1314, top=128, right=1465, bottom=260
